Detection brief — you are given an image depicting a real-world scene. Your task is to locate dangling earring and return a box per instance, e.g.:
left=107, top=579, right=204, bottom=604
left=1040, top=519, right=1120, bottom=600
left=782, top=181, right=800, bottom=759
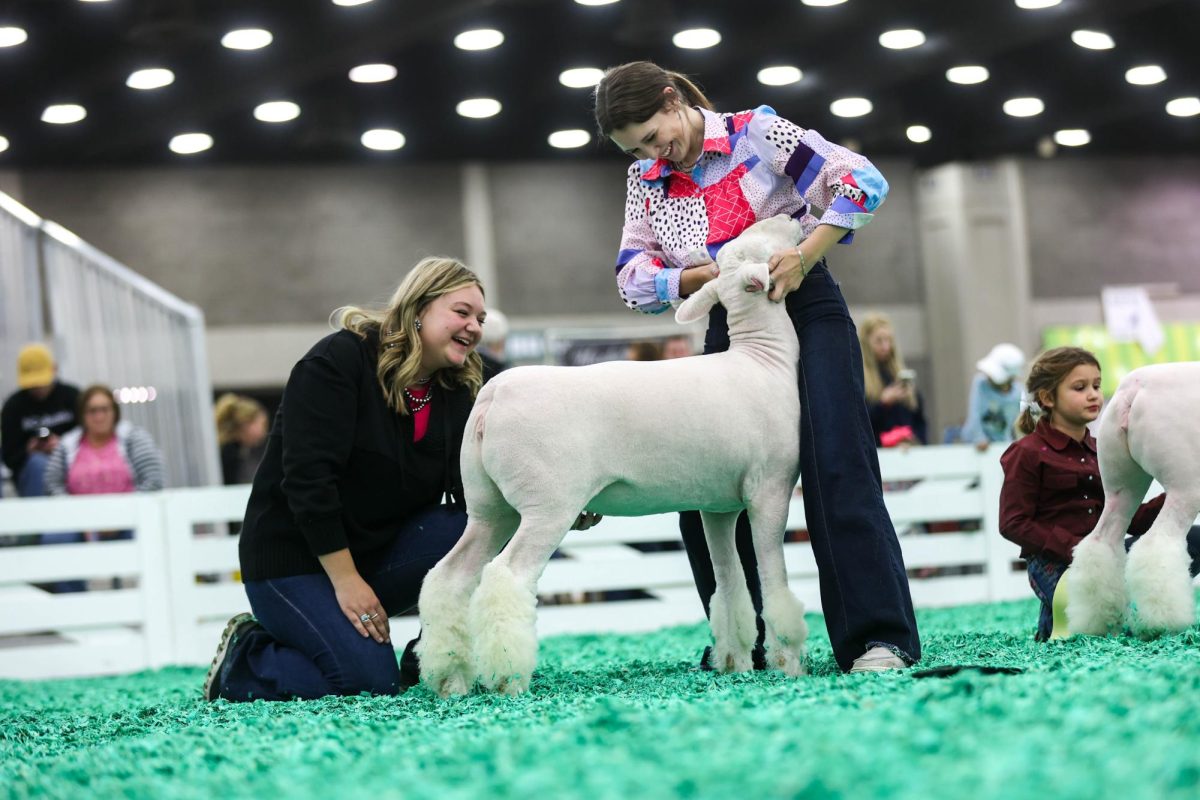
left=414, top=319, right=422, bottom=331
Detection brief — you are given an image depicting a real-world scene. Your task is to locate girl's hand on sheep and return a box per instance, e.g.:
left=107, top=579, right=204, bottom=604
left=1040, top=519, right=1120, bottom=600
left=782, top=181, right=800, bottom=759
left=571, top=511, right=603, bottom=531
left=765, top=247, right=808, bottom=302
left=334, top=575, right=391, bottom=644
left=680, top=262, right=719, bottom=297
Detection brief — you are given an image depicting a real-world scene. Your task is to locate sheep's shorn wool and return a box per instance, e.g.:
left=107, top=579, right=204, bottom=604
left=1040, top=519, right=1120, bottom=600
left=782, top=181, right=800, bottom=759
left=1068, top=362, right=1200, bottom=637
left=418, top=215, right=810, bottom=696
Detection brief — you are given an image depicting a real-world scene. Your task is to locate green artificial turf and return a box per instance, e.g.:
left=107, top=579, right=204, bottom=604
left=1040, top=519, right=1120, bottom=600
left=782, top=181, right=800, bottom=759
left=3, top=597, right=1200, bottom=799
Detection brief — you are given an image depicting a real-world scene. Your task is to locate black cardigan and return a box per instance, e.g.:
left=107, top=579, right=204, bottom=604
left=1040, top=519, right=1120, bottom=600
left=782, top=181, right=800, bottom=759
left=238, top=329, right=474, bottom=581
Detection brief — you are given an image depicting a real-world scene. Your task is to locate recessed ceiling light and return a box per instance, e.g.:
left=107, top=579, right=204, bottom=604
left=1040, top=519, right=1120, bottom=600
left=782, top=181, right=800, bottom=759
left=801, top=0, right=848, bottom=6
left=0, top=135, right=9, bottom=154
left=1125, top=65, right=1166, bottom=85
left=41, top=104, right=87, bottom=124
left=332, top=0, right=375, bottom=6
left=454, top=29, right=503, bottom=50
left=0, top=26, right=28, bottom=47
left=879, top=29, right=925, bottom=50
left=348, top=63, right=397, bottom=83
left=78, top=0, right=114, bottom=3
left=1015, top=0, right=1061, bottom=8
left=457, top=98, right=502, bottom=118
left=574, top=0, right=620, bottom=5
left=906, top=125, right=931, bottom=143
left=946, top=65, right=989, bottom=85
left=1071, top=30, right=1114, bottom=50
left=559, top=67, right=605, bottom=88
left=673, top=28, right=721, bottom=49
left=549, top=129, right=591, bottom=149
left=1166, top=97, right=1200, bottom=117
left=361, top=129, right=406, bottom=151
left=1053, top=129, right=1090, bottom=147
left=254, top=101, right=300, bottom=123
left=169, top=133, right=213, bottom=155
left=830, top=97, right=872, bottom=118
left=1003, top=97, right=1044, bottom=117
left=757, top=66, right=803, bottom=86
left=126, top=68, right=175, bottom=90
left=221, top=29, right=273, bottom=50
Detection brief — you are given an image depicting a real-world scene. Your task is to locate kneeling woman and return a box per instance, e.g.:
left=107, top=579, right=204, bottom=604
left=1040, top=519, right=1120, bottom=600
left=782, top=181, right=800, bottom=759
left=205, top=257, right=487, bottom=701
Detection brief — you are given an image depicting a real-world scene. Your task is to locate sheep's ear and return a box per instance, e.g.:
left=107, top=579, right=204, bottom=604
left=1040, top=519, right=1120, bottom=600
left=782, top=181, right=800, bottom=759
left=675, top=280, right=719, bottom=324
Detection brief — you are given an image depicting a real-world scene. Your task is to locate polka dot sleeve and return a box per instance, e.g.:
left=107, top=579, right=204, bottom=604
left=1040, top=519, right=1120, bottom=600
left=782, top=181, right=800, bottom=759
left=614, top=163, right=680, bottom=314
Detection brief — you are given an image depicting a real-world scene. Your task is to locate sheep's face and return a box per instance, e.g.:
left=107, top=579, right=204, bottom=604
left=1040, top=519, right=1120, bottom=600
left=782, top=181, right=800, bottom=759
left=714, top=215, right=803, bottom=275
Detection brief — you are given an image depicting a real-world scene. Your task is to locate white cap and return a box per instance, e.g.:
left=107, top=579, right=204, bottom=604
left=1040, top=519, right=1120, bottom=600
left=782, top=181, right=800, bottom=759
left=482, top=308, right=509, bottom=345
left=976, top=343, right=1026, bottom=384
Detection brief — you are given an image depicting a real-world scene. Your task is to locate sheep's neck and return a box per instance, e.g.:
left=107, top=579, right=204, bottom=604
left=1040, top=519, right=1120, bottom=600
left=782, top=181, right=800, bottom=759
left=726, top=317, right=798, bottom=372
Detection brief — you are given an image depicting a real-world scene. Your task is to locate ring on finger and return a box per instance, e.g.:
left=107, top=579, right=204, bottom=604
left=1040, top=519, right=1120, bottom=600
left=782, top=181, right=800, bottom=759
left=359, top=613, right=372, bottom=623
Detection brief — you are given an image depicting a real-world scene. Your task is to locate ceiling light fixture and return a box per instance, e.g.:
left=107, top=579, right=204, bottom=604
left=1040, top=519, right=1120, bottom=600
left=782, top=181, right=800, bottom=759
left=221, top=29, right=273, bottom=50
left=757, top=66, right=803, bottom=86
left=348, top=63, right=397, bottom=83
left=126, top=68, right=175, bottom=90
left=1053, top=129, right=1090, bottom=147
left=332, top=0, right=375, bottom=6
left=1125, top=65, right=1166, bottom=85
left=801, top=0, right=848, bottom=6
left=548, top=129, right=591, bottom=149
left=454, top=29, right=504, bottom=50
left=254, top=101, right=300, bottom=123
left=457, top=98, right=502, bottom=118
left=1071, top=30, right=1114, bottom=50
left=169, top=133, right=213, bottom=154
left=559, top=67, right=605, bottom=88
left=574, top=0, right=620, bottom=5
left=0, top=26, right=28, bottom=47
left=1003, top=97, right=1044, bottom=117
left=361, top=129, right=406, bottom=151
left=41, top=104, right=87, bottom=124
left=0, top=135, right=9, bottom=154
left=830, top=97, right=873, bottom=118
left=672, top=28, right=721, bottom=49
left=1015, top=0, right=1061, bottom=9
left=878, top=29, right=925, bottom=50
left=1166, top=97, right=1200, bottom=117
left=906, top=125, right=932, bottom=143
left=946, top=65, right=989, bottom=85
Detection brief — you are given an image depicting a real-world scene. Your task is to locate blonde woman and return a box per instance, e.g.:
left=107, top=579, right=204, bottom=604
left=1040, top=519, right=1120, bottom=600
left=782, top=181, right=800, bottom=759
left=204, top=257, right=487, bottom=702
left=214, top=394, right=269, bottom=485
left=859, top=313, right=926, bottom=447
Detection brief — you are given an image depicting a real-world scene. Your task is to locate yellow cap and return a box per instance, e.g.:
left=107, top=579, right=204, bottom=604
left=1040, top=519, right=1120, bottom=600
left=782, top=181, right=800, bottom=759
left=16, top=343, right=55, bottom=390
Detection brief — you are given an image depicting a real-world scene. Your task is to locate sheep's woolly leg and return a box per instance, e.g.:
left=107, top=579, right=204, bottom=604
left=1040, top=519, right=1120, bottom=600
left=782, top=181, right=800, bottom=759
left=1126, top=494, right=1199, bottom=637
left=747, top=496, right=807, bottom=677
left=701, top=510, right=757, bottom=673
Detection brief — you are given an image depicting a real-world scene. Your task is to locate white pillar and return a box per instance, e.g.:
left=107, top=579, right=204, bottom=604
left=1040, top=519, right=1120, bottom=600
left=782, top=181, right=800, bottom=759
left=460, top=162, right=500, bottom=308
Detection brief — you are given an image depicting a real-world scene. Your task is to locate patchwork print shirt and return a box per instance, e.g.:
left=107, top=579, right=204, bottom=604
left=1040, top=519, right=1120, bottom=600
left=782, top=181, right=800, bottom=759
left=615, top=104, right=888, bottom=314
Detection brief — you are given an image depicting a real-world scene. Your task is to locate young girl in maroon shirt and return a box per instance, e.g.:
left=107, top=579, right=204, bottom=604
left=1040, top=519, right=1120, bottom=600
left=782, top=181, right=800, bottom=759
left=999, top=346, right=1199, bottom=640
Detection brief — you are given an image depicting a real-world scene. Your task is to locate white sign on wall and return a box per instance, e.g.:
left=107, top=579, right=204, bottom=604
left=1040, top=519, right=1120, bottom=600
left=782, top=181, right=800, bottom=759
left=1101, top=285, right=1164, bottom=355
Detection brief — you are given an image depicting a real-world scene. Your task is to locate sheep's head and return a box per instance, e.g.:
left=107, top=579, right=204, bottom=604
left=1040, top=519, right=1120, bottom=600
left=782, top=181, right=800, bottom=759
left=675, top=215, right=803, bottom=325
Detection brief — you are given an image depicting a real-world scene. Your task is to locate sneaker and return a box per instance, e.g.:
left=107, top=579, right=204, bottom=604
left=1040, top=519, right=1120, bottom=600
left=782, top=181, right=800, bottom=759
left=849, top=645, right=907, bottom=673
left=203, top=612, right=258, bottom=701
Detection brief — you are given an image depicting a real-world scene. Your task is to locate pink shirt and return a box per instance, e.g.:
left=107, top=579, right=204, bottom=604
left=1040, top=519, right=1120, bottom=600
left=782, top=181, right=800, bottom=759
left=409, top=387, right=430, bottom=442
left=66, top=437, right=135, bottom=496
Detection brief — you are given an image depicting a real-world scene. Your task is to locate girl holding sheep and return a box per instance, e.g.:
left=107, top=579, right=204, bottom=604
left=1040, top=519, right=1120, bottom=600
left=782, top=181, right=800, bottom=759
left=203, top=257, right=487, bottom=701
left=595, top=62, right=920, bottom=673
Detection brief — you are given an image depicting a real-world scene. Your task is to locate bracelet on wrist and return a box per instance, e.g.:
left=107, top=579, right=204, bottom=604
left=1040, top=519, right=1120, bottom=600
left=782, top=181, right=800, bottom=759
left=794, top=246, right=807, bottom=276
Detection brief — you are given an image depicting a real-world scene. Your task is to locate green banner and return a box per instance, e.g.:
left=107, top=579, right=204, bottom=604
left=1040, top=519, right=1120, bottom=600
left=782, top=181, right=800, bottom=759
left=1042, top=323, right=1200, bottom=394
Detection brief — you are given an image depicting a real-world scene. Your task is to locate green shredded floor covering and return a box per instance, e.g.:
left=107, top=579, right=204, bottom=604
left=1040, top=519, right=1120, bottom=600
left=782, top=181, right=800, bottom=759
left=3, top=597, right=1200, bottom=799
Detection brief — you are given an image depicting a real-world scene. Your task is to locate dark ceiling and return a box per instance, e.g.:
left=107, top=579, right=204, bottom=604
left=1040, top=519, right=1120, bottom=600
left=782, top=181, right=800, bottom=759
left=0, top=0, right=1196, bottom=168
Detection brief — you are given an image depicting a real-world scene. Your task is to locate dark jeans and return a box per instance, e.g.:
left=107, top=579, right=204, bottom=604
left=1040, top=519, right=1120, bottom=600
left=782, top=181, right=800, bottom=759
left=1028, top=526, right=1200, bottom=641
left=217, top=504, right=466, bottom=701
left=679, top=260, right=921, bottom=671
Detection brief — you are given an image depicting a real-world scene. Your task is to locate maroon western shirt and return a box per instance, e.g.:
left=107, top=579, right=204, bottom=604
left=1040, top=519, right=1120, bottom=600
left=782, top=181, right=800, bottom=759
left=998, top=417, right=1164, bottom=563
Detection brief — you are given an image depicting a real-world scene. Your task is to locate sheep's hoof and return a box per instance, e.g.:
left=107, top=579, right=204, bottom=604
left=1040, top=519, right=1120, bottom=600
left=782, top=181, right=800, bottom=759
left=1126, top=537, right=1195, bottom=638
left=712, top=646, right=754, bottom=674
left=1067, top=539, right=1127, bottom=636
left=767, top=644, right=806, bottom=677
left=478, top=671, right=530, bottom=695
left=430, top=670, right=473, bottom=698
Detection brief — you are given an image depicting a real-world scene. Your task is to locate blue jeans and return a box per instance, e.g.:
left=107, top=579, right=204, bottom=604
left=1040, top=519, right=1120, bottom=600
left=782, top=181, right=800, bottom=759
left=17, top=452, right=49, bottom=497
left=217, top=505, right=467, bottom=701
left=679, top=261, right=921, bottom=671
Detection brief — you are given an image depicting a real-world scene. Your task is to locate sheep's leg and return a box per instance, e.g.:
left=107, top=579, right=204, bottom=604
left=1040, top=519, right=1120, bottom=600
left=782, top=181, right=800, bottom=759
left=1068, top=407, right=1148, bottom=636
left=700, top=510, right=757, bottom=673
left=470, top=510, right=577, bottom=695
left=1127, top=492, right=1200, bottom=637
left=417, top=509, right=517, bottom=697
left=746, top=494, right=807, bottom=677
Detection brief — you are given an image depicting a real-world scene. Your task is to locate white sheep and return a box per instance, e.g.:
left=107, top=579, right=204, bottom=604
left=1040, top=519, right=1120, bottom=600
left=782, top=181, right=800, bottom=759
left=1068, top=362, right=1200, bottom=637
left=416, top=215, right=809, bottom=696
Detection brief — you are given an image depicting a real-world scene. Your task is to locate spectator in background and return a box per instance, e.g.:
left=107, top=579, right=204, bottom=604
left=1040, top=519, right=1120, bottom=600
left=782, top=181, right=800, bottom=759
left=961, top=343, right=1026, bottom=451
left=627, top=340, right=663, bottom=361
left=859, top=313, right=927, bottom=447
left=661, top=334, right=695, bottom=360
left=215, top=394, right=269, bottom=485
left=1, top=344, right=81, bottom=498
left=477, top=308, right=510, bottom=382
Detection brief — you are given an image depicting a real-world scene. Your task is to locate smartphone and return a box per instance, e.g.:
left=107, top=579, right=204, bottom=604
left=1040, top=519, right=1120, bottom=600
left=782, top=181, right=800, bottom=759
left=36, top=427, right=51, bottom=441
left=897, top=368, right=916, bottom=385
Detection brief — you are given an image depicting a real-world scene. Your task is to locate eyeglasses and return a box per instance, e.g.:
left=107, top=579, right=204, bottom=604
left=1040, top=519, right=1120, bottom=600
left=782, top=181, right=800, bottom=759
left=85, top=405, right=114, bottom=414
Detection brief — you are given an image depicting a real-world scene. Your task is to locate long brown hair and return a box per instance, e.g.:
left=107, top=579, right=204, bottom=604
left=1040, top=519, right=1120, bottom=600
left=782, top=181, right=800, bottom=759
left=214, top=393, right=266, bottom=446
left=1015, top=346, right=1101, bottom=436
left=858, top=313, right=913, bottom=408
left=594, top=61, right=714, bottom=136
left=335, top=257, right=485, bottom=415
left=78, top=384, right=120, bottom=431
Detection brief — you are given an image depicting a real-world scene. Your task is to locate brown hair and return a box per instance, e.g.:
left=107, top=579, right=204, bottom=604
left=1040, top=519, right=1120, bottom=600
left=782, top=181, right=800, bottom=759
left=594, top=61, right=714, bottom=136
left=335, top=256, right=485, bottom=415
left=627, top=340, right=663, bottom=362
left=1015, top=346, right=1101, bottom=436
left=858, top=313, right=914, bottom=409
left=78, top=384, right=120, bottom=428
left=214, top=393, right=267, bottom=446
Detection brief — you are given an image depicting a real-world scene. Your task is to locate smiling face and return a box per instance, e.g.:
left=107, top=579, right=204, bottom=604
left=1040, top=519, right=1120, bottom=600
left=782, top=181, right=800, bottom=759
left=1043, top=363, right=1103, bottom=429
left=83, top=392, right=117, bottom=439
left=416, top=285, right=486, bottom=378
left=609, top=92, right=695, bottom=163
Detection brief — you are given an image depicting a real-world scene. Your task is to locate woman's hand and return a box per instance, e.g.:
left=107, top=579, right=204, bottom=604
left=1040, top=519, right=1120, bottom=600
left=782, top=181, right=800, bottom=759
left=679, top=261, right=719, bottom=297
left=880, top=383, right=908, bottom=406
left=333, top=573, right=390, bottom=644
left=766, top=247, right=807, bottom=302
